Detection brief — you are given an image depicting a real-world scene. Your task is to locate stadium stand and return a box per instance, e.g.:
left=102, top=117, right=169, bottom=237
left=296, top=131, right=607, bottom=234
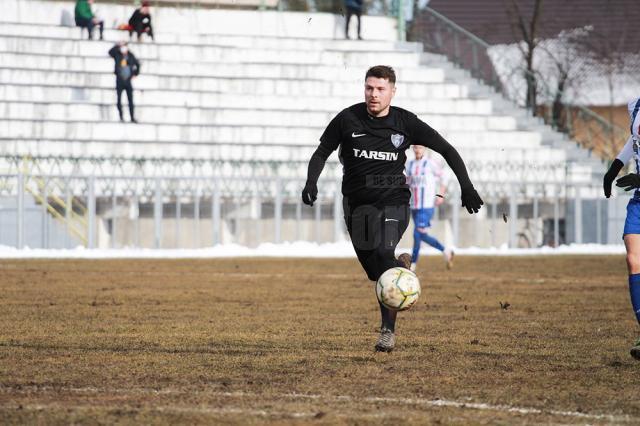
left=0, top=0, right=610, bottom=249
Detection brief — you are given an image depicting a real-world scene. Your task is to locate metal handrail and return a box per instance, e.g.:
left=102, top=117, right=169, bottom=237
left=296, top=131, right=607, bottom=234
left=423, top=7, right=490, bottom=48
left=414, top=6, right=628, bottom=160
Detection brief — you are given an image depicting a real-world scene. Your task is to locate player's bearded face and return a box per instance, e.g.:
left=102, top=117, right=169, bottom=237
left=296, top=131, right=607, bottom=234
left=364, top=77, right=396, bottom=117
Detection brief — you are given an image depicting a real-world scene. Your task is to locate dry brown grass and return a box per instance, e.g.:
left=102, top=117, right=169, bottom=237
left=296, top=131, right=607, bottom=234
left=0, top=256, right=638, bottom=424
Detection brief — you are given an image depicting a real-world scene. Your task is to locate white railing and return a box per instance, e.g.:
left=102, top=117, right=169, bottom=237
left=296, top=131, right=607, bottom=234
left=0, top=171, right=624, bottom=250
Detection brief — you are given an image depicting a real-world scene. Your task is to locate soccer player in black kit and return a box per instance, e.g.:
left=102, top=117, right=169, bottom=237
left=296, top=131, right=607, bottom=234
left=301, top=66, right=484, bottom=352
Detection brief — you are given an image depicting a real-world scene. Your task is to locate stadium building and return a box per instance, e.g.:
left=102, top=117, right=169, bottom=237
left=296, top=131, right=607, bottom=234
left=0, top=0, right=632, bottom=250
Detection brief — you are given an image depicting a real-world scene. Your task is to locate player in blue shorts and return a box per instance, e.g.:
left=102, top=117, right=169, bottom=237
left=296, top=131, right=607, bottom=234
left=406, top=145, right=453, bottom=272
left=603, top=96, right=640, bottom=360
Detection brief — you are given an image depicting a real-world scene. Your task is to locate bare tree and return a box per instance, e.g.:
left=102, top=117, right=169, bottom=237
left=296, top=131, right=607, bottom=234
left=573, top=14, right=633, bottom=158
left=504, top=0, right=544, bottom=115
left=536, top=28, right=590, bottom=132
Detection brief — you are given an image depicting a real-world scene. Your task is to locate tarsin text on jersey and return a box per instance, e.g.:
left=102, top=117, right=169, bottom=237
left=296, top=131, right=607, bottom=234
left=353, top=148, right=399, bottom=161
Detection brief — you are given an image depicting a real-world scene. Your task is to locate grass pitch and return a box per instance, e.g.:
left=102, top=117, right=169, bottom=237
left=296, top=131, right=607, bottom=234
left=0, top=255, right=639, bottom=424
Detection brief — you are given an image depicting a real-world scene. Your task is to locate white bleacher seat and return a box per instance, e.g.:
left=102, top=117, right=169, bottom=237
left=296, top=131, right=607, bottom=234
left=0, top=0, right=602, bottom=188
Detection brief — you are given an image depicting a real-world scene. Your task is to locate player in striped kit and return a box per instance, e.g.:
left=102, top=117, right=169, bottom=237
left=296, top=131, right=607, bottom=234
left=603, top=96, right=640, bottom=360
left=406, top=145, right=454, bottom=272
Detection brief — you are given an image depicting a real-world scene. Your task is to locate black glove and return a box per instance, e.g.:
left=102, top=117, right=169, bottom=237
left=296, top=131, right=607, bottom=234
left=461, top=186, right=483, bottom=214
left=616, top=173, right=640, bottom=192
left=301, top=182, right=318, bottom=206
left=603, top=159, right=624, bottom=198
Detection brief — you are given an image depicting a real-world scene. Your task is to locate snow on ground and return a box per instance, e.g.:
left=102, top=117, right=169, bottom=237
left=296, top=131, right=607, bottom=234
left=0, top=242, right=626, bottom=259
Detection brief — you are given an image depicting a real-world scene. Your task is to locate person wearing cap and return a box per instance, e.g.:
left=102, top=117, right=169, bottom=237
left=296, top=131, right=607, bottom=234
left=108, top=42, right=140, bottom=123
left=128, top=1, right=154, bottom=41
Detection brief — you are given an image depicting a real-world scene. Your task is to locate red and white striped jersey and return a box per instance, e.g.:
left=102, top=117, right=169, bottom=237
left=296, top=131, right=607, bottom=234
left=406, top=157, right=445, bottom=209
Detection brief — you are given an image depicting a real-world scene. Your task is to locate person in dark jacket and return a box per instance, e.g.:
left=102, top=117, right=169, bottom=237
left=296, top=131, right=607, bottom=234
left=128, top=1, right=154, bottom=41
left=74, top=0, right=104, bottom=40
left=108, top=42, right=140, bottom=123
left=344, top=0, right=363, bottom=40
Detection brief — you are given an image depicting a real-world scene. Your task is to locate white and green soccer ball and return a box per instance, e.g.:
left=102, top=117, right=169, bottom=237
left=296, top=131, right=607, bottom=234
left=376, top=267, right=421, bottom=311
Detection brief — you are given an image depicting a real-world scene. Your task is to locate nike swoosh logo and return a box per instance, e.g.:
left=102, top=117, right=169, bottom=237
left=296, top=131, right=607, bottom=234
left=352, top=132, right=366, bottom=138
left=385, top=218, right=399, bottom=222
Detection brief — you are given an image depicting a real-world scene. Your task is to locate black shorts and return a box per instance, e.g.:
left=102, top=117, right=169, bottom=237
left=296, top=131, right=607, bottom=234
left=343, top=197, right=410, bottom=281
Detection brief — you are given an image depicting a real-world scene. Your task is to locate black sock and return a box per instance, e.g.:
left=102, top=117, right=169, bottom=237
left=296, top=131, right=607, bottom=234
left=379, top=302, right=397, bottom=332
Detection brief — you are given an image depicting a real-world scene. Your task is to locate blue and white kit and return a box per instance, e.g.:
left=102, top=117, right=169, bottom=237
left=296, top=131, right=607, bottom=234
left=406, top=155, right=448, bottom=264
left=406, top=156, right=446, bottom=211
left=618, top=97, right=640, bottom=236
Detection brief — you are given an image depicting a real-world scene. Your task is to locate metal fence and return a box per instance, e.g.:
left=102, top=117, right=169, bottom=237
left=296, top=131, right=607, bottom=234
left=0, top=170, right=627, bottom=250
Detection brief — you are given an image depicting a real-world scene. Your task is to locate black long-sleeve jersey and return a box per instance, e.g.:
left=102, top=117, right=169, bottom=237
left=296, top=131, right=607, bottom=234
left=307, top=103, right=473, bottom=206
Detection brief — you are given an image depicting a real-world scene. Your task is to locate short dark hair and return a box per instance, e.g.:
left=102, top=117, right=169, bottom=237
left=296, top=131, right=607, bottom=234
left=365, top=65, right=396, bottom=84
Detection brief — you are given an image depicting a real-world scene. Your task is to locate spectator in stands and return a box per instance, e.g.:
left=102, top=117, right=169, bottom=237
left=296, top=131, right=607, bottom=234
left=108, top=42, right=140, bottom=123
left=128, top=1, right=154, bottom=42
left=344, top=0, right=363, bottom=40
left=74, top=0, right=104, bottom=40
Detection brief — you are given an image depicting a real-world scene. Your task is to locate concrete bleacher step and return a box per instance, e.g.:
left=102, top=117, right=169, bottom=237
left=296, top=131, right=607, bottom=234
left=0, top=68, right=460, bottom=98
left=445, top=74, right=591, bottom=167
left=0, top=51, right=447, bottom=84
left=0, top=83, right=495, bottom=115
left=0, top=137, right=565, bottom=166
left=0, top=35, right=424, bottom=67
left=425, top=51, right=607, bottom=182
left=0, top=22, right=423, bottom=53
left=0, top=118, right=542, bottom=147
left=0, top=101, right=517, bottom=131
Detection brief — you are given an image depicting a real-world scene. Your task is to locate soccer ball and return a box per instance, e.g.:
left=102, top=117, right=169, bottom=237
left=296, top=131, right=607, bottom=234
left=376, top=267, right=421, bottom=311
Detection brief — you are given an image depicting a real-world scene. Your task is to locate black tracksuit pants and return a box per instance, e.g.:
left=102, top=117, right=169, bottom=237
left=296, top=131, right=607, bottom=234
left=345, top=6, right=362, bottom=38
left=116, top=78, right=135, bottom=121
left=343, top=199, right=410, bottom=282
